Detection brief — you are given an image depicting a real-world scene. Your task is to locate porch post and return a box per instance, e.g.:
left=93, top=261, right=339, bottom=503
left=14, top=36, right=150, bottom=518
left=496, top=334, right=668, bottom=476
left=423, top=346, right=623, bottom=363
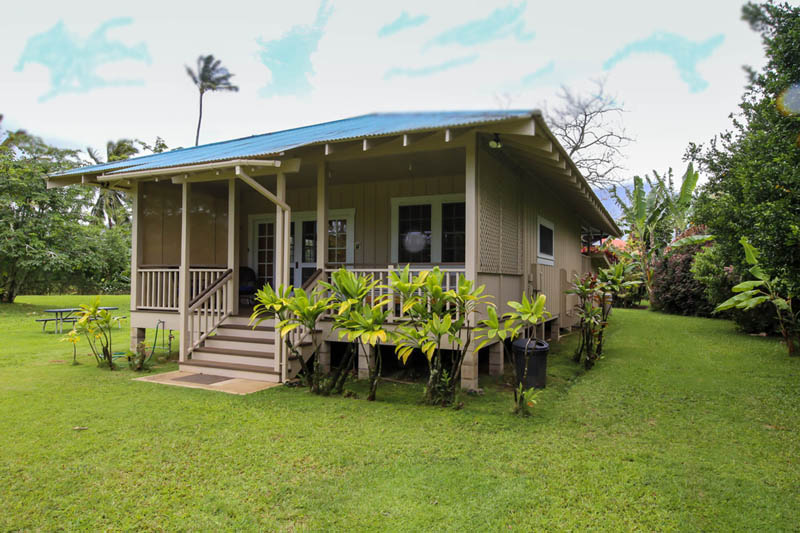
left=129, top=183, right=145, bottom=351
left=227, top=177, right=238, bottom=314
left=275, top=173, right=286, bottom=288
left=462, top=134, right=480, bottom=390
left=316, top=161, right=327, bottom=270
left=179, top=182, right=191, bottom=362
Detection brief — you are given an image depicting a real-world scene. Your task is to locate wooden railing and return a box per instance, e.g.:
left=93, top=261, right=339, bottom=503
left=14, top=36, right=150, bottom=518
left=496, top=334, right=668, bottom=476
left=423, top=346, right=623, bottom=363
left=186, top=269, right=234, bottom=354
left=320, top=265, right=466, bottom=323
left=136, top=267, right=228, bottom=311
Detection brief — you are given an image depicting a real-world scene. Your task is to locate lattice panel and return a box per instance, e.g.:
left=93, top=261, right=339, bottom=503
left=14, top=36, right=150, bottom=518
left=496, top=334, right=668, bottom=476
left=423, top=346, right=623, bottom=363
left=500, top=174, right=522, bottom=275
left=479, top=167, right=502, bottom=273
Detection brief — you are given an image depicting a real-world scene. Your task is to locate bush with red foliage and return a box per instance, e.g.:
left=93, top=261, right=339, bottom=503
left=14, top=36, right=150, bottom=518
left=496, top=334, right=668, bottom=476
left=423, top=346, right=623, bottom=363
left=651, top=227, right=715, bottom=317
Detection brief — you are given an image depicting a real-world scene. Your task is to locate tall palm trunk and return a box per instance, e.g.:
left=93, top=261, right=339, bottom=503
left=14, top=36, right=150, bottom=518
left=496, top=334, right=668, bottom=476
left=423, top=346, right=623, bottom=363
left=195, top=91, right=204, bottom=146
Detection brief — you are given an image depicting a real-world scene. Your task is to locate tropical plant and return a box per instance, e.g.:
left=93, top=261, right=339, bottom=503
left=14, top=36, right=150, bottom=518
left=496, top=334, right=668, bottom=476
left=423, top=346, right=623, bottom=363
left=596, top=262, right=640, bottom=353
left=662, top=163, right=700, bottom=237
left=70, top=297, right=122, bottom=370
left=185, top=55, right=239, bottom=146
left=61, top=329, right=81, bottom=365
left=391, top=266, right=489, bottom=406
left=250, top=284, right=333, bottom=393
left=332, top=295, right=392, bottom=401
left=610, top=174, right=669, bottom=301
left=716, top=237, right=799, bottom=356
left=318, top=268, right=383, bottom=396
left=567, top=274, right=604, bottom=368
left=475, top=293, right=551, bottom=416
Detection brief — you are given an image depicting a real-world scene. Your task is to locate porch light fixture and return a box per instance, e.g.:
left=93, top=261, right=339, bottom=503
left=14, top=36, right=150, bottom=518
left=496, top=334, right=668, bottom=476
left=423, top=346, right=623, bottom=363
left=489, top=133, right=502, bottom=149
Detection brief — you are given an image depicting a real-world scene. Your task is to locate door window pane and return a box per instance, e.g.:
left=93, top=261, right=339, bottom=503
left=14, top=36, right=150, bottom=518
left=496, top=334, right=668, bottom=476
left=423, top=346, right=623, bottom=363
left=398, top=204, right=431, bottom=263
left=256, top=222, right=275, bottom=287
left=441, top=202, right=465, bottom=263
left=302, top=220, right=316, bottom=263
left=327, top=219, right=348, bottom=265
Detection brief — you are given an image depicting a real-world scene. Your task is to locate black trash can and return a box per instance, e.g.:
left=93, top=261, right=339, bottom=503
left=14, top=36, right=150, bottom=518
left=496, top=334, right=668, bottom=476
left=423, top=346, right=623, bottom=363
left=511, top=338, right=550, bottom=389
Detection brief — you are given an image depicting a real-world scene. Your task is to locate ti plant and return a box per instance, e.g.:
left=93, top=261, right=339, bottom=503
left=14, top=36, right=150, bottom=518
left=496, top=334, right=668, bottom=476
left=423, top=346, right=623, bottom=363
left=391, top=266, right=488, bottom=406
left=716, top=237, right=799, bottom=356
left=567, top=274, right=603, bottom=369
left=250, top=284, right=333, bottom=393
left=596, top=262, right=640, bottom=355
left=322, top=268, right=392, bottom=401
left=70, top=297, right=122, bottom=369
left=60, top=328, right=81, bottom=365
left=475, top=293, right=550, bottom=416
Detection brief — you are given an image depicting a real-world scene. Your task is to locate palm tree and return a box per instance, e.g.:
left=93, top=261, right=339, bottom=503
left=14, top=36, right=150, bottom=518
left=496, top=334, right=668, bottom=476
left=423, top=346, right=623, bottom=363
left=185, top=55, right=239, bottom=146
left=86, top=139, right=141, bottom=227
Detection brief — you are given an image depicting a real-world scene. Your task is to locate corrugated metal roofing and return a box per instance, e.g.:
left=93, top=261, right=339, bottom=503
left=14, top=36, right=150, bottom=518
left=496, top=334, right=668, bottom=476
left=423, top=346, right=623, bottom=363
left=56, top=110, right=535, bottom=177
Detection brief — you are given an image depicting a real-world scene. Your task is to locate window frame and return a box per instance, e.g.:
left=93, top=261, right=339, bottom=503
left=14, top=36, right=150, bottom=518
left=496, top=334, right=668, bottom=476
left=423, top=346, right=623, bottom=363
left=537, top=216, right=555, bottom=266
left=390, top=193, right=466, bottom=264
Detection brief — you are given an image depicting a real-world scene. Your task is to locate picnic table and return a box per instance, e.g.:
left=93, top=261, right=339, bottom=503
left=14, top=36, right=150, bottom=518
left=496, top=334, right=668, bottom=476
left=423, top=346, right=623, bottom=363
left=37, top=307, right=119, bottom=334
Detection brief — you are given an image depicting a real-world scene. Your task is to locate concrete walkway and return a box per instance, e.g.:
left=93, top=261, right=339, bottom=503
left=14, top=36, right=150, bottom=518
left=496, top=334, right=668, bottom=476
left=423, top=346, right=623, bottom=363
left=134, top=370, right=279, bottom=395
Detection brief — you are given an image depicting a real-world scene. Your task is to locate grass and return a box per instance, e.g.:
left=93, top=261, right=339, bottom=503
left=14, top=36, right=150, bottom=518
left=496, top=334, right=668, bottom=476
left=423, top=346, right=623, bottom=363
left=1, top=295, right=799, bottom=531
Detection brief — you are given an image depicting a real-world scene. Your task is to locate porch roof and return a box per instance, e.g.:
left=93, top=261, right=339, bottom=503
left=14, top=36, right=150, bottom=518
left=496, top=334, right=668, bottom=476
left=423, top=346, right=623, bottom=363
left=51, top=110, right=534, bottom=178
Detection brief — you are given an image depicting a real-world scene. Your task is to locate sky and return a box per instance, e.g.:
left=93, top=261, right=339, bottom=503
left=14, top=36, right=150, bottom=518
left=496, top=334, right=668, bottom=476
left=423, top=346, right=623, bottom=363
left=1, top=0, right=769, bottom=202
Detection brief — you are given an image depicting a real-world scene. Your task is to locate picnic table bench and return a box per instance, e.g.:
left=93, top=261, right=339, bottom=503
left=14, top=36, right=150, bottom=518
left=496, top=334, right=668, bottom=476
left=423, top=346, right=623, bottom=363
left=37, top=307, right=120, bottom=334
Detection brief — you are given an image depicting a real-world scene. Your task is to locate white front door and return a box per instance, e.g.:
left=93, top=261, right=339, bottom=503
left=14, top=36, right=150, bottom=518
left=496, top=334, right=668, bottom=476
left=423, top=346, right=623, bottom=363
left=249, top=209, right=355, bottom=289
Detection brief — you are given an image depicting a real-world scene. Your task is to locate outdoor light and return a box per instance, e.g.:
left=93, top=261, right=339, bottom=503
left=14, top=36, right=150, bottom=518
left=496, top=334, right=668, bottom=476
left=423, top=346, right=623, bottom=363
left=489, top=133, right=502, bottom=149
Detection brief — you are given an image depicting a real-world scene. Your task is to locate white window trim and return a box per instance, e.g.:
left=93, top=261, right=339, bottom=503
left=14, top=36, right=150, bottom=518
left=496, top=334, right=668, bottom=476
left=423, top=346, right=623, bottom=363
left=537, top=216, right=555, bottom=266
left=248, top=209, right=355, bottom=269
left=390, top=193, right=466, bottom=264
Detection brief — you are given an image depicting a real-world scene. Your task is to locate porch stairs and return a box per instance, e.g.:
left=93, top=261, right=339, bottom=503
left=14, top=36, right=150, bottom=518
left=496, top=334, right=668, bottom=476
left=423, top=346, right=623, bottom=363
left=179, top=316, right=282, bottom=382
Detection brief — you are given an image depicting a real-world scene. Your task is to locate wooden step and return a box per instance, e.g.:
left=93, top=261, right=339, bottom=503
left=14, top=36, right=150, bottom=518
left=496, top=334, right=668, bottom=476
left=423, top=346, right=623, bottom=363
left=220, top=323, right=275, bottom=332
left=194, top=346, right=274, bottom=359
left=179, top=362, right=280, bottom=383
left=224, top=315, right=270, bottom=327
left=206, top=334, right=274, bottom=345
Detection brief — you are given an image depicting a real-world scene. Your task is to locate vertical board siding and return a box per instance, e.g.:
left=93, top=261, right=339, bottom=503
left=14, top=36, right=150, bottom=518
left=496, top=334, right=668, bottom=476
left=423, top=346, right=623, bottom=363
left=237, top=174, right=464, bottom=267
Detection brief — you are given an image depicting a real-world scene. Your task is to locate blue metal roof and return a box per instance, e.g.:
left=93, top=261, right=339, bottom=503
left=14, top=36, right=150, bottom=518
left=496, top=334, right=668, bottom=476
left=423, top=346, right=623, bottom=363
left=57, top=110, right=534, bottom=177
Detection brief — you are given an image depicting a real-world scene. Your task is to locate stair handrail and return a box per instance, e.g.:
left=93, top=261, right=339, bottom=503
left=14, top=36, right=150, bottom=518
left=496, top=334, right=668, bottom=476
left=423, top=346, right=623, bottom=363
left=189, top=268, right=233, bottom=309
left=187, top=269, right=234, bottom=353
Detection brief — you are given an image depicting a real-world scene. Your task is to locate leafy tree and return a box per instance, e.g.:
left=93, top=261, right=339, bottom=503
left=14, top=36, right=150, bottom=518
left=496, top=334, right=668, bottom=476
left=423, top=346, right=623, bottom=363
left=688, top=1, right=800, bottom=296
left=185, top=55, right=239, bottom=146
left=0, top=131, right=89, bottom=302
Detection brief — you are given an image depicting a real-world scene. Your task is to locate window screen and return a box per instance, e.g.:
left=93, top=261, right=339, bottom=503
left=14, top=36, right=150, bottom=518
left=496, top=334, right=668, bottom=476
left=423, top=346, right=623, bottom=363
left=398, top=204, right=431, bottom=263
left=539, top=223, right=554, bottom=257
left=441, top=202, right=465, bottom=263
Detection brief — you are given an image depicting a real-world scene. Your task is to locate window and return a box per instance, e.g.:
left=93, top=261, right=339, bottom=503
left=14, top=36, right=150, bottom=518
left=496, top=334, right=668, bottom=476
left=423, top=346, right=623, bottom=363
left=391, top=194, right=466, bottom=264
left=398, top=204, right=432, bottom=263
left=441, top=202, right=465, bottom=263
left=538, top=217, right=555, bottom=265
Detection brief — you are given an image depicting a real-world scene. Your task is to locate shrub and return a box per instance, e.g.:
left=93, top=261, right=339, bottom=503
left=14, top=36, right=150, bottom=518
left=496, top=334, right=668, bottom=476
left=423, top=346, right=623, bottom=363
left=692, top=244, right=779, bottom=334
left=652, top=228, right=716, bottom=317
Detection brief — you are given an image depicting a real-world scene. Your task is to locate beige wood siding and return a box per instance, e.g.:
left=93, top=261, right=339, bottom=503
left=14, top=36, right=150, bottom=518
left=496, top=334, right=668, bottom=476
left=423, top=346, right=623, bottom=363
left=238, top=174, right=463, bottom=267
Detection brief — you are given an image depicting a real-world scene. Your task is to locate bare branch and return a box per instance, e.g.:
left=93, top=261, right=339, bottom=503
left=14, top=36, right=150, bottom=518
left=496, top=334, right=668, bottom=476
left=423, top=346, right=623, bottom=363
left=543, top=78, right=634, bottom=189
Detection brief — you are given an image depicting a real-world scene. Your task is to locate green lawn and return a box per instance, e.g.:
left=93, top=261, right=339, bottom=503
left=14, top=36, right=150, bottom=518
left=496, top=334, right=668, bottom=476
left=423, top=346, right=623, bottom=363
left=1, top=295, right=798, bottom=531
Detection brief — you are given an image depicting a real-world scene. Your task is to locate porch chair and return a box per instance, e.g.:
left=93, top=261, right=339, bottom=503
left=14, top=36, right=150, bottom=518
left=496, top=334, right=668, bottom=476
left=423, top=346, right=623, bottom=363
left=239, top=266, right=258, bottom=305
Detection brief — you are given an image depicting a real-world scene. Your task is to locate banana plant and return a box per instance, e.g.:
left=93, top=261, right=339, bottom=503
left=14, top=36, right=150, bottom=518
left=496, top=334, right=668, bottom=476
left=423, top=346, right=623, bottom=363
left=475, top=293, right=550, bottom=416
left=716, top=237, right=799, bottom=356
left=663, top=163, right=700, bottom=237
left=251, top=284, right=333, bottom=392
